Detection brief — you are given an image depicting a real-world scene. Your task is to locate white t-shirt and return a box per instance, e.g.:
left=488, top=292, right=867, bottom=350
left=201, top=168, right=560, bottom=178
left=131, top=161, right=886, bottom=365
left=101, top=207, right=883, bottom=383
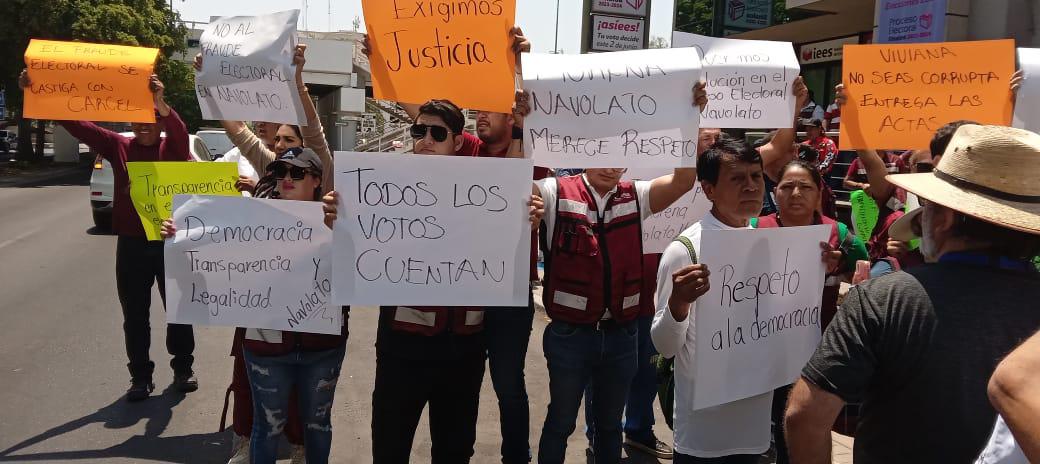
left=535, top=174, right=653, bottom=246
left=650, top=212, right=773, bottom=458
left=975, top=416, right=1029, bottom=464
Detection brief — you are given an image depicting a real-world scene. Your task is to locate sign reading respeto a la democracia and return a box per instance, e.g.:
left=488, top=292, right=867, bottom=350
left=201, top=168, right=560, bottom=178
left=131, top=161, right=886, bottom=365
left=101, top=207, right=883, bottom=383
left=362, top=0, right=517, bottom=113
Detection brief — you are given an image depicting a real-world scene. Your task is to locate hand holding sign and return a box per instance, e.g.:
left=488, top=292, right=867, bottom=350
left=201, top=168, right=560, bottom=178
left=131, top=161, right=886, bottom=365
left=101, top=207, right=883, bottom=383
left=668, top=264, right=711, bottom=322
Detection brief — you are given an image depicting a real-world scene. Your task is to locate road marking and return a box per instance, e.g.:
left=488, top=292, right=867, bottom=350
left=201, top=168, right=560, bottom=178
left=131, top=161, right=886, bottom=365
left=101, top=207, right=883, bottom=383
left=0, top=228, right=41, bottom=251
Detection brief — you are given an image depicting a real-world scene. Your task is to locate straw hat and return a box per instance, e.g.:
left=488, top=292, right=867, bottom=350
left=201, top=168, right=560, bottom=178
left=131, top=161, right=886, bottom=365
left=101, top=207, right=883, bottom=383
left=887, top=124, right=1040, bottom=237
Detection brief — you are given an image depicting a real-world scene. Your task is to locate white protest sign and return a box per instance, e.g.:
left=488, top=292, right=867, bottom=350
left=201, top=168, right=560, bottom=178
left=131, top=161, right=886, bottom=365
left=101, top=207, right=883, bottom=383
left=332, top=152, right=532, bottom=307
left=522, top=48, right=702, bottom=168
left=1014, top=48, right=1040, bottom=133
left=194, top=10, right=306, bottom=125
left=693, top=225, right=829, bottom=410
left=625, top=168, right=712, bottom=254
left=164, top=195, right=341, bottom=335
left=672, top=32, right=798, bottom=129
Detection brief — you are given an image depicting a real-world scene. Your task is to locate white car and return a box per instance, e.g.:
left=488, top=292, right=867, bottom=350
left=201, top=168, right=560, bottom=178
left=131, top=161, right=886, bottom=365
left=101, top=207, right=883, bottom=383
left=196, top=129, right=234, bottom=160
left=90, top=133, right=212, bottom=230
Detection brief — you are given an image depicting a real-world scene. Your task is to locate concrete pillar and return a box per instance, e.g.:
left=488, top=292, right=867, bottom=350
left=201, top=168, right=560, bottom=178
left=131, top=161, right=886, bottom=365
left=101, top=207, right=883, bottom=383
left=964, top=0, right=1040, bottom=46
left=52, top=125, right=80, bottom=163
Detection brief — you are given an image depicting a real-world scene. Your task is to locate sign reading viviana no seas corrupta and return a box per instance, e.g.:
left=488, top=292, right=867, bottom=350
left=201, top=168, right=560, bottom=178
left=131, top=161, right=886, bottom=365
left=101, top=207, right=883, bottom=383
left=361, top=0, right=518, bottom=113
left=840, top=39, right=1014, bottom=150
left=23, top=39, right=159, bottom=123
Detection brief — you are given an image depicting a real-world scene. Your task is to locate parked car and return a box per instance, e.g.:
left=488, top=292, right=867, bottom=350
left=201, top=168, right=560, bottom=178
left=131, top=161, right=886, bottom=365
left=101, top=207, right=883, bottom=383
left=196, top=129, right=233, bottom=160
left=0, top=130, right=16, bottom=154
left=90, top=133, right=212, bottom=230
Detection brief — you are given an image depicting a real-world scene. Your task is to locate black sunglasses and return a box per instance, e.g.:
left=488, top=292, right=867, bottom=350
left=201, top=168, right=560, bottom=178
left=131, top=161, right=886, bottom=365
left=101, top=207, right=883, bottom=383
left=915, top=162, right=934, bottom=173
left=410, top=124, right=451, bottom=142
left=270, top=164, right=311, bottom=181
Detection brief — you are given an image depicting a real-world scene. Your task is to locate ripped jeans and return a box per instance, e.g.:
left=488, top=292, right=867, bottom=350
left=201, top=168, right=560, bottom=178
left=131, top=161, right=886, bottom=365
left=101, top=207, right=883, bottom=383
left=243, top=346, right=346, bottom=464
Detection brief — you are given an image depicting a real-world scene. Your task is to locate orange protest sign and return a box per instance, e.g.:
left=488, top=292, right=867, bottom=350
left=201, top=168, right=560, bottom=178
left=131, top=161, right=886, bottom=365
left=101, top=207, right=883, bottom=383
left=23, top=39, right=160, bottom=123
left=362, top=0, right=517, bottom=113
left=839, top=39, right=1015, bottom=150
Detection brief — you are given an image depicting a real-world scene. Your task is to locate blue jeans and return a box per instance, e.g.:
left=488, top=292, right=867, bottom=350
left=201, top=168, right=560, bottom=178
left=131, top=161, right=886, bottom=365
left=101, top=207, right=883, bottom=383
left=485, top=293, right=535, bottom=463
left=538, top=321, right=639, bottom=464
left=244, top=346, right=346, bottom=464
left=585, top=314, right=657, bottom=445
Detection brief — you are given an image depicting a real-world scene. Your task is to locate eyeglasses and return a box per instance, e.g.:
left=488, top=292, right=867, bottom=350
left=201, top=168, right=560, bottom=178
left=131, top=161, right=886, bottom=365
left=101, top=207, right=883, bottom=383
left=270, top=164, right=311, bottom=181
left=915, top=162, right=934, bottom=173
left=410, top=124, right=451, bottom=142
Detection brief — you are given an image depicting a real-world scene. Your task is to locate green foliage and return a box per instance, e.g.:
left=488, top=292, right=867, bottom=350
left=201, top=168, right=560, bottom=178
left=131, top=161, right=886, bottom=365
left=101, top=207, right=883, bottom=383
left=0, top=0, right=201, bottom=160
left=674, top=0, right=802, bottom=36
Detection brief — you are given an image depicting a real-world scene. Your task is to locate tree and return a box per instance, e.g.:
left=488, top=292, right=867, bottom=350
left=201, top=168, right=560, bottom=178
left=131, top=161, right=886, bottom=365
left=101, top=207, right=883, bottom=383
left=674, top=0, right=806, bottom=37
left=649, top=36, right=670, bottom=49
left=0, top=0, right=196, bottom=163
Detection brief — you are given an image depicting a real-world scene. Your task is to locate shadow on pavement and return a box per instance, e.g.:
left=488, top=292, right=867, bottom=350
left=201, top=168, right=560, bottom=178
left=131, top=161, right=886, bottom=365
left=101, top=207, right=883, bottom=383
left=86, top=226, right=114, bottom=236
left=0, top=385, right=230, bottom=463
left=0, top=166, right=90, bottom=189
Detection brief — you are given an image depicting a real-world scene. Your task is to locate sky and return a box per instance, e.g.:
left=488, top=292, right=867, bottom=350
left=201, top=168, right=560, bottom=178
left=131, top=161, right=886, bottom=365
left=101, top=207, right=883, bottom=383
left=172, top=0, right=677, bottom=53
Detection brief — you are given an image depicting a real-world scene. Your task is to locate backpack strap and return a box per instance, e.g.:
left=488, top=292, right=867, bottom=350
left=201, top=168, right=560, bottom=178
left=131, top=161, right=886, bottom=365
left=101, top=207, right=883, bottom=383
left=675, top=235, right=698, bottom=264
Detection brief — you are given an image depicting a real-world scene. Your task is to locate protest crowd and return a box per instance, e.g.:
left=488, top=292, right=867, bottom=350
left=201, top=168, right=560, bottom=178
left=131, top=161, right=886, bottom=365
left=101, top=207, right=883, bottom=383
left=15, top=3, right=1040, bottom=464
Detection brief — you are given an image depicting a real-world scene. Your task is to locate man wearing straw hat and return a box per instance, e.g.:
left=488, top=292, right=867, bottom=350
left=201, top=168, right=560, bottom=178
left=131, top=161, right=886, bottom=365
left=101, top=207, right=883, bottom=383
left=783, top=124, right=1040, bottom=463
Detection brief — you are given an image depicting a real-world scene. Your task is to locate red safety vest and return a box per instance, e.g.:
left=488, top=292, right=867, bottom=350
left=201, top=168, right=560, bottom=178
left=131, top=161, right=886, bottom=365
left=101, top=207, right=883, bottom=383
left=389, top=306, right=484, bottom=336
left=544, top=176, right=644, bottom=324
left=754, top=213, right=842, bottom=329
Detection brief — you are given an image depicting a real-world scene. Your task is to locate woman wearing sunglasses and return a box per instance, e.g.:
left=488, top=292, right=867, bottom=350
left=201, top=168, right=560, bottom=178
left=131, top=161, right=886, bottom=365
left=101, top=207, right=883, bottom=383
left=162, top=149, right=347, bottom=464
left=749, top=160, right=867, bottom=462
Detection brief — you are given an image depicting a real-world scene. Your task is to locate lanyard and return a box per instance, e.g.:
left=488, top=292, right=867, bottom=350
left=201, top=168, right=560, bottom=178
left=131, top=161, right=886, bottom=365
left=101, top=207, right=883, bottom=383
left=938, top=252, right=1035, bottom=273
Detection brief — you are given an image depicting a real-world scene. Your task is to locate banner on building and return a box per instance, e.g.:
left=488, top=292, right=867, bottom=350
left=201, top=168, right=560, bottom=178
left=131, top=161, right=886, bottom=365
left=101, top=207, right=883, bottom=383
left=693, top=225, right=829, bottom=410
left=164, top=195, right=341, bottom=334
left=522, top=48, right=703, bottom=168
left=877, top=0, right=947, bottom=44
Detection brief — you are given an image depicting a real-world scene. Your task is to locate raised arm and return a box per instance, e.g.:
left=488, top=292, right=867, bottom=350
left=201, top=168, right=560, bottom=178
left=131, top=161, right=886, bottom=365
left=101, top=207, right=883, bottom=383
left=854, top=149, right=896, bottom=204
left=758, top=77, right=809, bottom=176
left=152, top=75, right=190, bottom=161
left=989, top=329, right=1040, bottom=462
left=293, top=44, right=334, bottom=193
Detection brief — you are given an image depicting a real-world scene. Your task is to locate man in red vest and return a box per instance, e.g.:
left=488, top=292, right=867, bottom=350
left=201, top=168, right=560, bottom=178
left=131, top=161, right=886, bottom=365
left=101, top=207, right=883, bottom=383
left=534, top=82, right=708, bottom=464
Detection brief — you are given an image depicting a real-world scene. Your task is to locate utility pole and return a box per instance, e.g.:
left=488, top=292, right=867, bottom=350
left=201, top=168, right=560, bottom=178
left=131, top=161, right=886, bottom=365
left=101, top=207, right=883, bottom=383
left=554, top=0, right=561, bottom=53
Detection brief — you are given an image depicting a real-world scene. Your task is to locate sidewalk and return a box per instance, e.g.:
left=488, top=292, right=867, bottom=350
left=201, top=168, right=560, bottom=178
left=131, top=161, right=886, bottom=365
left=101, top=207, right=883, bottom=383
left=531, top=279, right=856, bottom=464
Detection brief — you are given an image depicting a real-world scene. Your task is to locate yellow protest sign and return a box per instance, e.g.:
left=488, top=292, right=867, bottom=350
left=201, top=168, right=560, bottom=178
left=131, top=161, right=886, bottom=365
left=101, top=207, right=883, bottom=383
left=127, top=162, right=240, bottom=241
left=839, top=39, right=1015, bottom=150
left=362, top=0, right=517, bottom=113
left=23, top=39, right=160, bottom=123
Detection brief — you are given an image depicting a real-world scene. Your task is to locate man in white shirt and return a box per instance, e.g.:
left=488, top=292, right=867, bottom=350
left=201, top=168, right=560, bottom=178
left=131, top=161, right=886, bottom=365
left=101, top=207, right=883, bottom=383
left=651, top=135, right=769, bottom=463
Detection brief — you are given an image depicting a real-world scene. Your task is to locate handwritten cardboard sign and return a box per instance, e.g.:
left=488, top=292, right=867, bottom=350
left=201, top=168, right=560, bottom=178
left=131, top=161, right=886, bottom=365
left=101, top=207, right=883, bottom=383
left=840, top=39, right=1015, bottom=150
left=693, top=225, right=829, bottom=410
left=625, top=168, right=712, bottom=254
left=127, top=162, right=239, bottom=241
left=332, top=152, right=531, bottom=306
left=361, top=0, right=517, bottom=113
left=1013, top=47, right=1040, bottom=133
left=23, top=39, right=159, bottom=123
left=195, top=10, right=306, bottom=125
left=522, top=48, right=703, bottom=168
left=672, top=32, right=799, bottom=129
left=165, top=195, right=341, bottom=334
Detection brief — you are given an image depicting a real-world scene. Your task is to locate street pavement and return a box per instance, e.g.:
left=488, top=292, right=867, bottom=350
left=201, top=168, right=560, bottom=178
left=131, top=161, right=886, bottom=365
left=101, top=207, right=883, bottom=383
left=0, top=169, right=852, bottom=463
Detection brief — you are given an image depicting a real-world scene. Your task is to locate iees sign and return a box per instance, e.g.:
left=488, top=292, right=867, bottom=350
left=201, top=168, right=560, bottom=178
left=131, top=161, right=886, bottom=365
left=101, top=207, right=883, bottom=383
left=591, top=0, right=649, bottom=17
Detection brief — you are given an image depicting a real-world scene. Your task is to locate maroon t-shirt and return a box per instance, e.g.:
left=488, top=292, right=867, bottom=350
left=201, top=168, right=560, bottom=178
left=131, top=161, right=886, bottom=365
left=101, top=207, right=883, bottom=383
left=462, top=132, right=549, bottom=282
left=61, top=110, right=191, bottom=237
